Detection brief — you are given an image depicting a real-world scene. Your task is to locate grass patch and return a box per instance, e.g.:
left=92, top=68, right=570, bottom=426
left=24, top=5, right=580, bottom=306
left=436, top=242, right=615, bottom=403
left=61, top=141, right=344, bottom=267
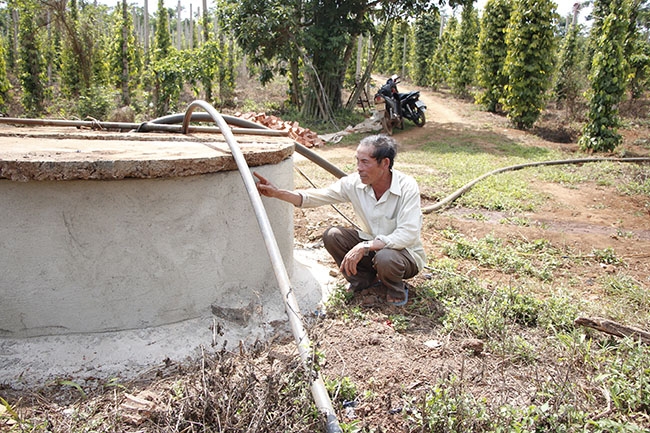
left=402, top=246, right=648, bottom=431
left=440, top=231, right=561, bottom=281
left=397, top=136, right=560, bottom=212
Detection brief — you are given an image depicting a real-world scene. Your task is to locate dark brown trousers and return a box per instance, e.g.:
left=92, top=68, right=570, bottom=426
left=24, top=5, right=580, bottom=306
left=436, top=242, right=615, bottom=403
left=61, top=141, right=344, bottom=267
left=322, top=226, right=419, bottom=299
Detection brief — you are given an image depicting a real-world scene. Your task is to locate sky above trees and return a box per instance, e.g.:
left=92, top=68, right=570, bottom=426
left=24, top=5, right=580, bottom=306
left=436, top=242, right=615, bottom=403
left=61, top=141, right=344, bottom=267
left=96, top=0, right=592, bottom=26
left=97, top=0, right=214, bottom=20
left=99, top=0, right=583, bottom=21
left=446, top=0, right=592, bottom=25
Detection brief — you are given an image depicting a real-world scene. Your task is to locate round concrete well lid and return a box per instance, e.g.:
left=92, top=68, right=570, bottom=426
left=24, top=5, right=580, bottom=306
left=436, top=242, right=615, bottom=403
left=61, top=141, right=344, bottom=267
left=0, top=126, right=295, bottom=181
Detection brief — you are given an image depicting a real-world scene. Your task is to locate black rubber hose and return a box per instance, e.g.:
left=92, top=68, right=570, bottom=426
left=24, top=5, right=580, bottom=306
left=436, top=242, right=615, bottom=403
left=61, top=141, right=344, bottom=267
left=150, top=112, right=348, bottom=179
left=150, top=112, right=267, bottom=129
left=423, top=157, right=650, bottom=214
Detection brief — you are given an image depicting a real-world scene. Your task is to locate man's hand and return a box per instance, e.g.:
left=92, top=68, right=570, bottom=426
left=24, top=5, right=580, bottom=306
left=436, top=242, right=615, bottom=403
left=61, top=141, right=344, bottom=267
left=254, top=171, right=303, bottom=206
left=341, top=242, right=366, bottom=276
left=254, top=172, right=279, bottom=198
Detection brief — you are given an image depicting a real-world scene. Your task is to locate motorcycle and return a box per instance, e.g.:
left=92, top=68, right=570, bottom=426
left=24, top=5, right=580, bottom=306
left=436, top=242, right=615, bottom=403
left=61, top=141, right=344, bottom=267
left=374, top=75, right=426, bottom=134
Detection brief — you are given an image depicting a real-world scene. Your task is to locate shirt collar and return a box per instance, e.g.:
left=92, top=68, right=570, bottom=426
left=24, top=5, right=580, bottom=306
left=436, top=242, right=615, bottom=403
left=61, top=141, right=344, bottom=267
left=357, top=170, right=402, bottom=198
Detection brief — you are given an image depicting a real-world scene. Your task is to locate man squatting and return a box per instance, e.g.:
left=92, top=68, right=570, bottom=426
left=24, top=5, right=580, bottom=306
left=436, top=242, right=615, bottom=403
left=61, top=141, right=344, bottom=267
left=254, top=134, right=425, bottom=306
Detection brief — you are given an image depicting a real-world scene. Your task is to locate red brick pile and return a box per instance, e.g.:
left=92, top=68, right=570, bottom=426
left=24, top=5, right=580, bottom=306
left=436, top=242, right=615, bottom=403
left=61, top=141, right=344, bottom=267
left=237, top=112, right=324, bottom=148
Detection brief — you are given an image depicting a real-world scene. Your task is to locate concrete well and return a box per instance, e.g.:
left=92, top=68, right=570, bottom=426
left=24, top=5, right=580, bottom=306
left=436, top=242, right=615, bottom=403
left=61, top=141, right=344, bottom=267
left=0, top=127, right=332, bottom=387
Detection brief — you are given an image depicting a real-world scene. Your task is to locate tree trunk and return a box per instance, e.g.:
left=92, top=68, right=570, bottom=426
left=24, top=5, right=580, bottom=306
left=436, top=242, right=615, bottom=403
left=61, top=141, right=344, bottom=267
left=144, top=0, right=149, bottom=55
left=289, top=54, right=301, bottom=108
left=202, top=0, right=212, bottom=102
left=121, top=0, right=131, bottom=106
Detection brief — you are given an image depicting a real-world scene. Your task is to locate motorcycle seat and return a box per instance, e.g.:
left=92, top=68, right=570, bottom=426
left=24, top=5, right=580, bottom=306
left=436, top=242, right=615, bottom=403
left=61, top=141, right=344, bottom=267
left=398, top=91, right=420, bottom=100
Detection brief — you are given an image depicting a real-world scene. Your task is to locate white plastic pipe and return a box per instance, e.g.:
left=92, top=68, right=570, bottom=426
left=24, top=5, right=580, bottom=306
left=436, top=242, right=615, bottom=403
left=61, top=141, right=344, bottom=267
left=182, top=100, right=342, bottom=433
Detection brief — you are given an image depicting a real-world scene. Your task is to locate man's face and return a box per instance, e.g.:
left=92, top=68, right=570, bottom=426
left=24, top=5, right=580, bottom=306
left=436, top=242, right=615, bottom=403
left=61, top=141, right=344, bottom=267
left=356, top=144, right=386, bottom=185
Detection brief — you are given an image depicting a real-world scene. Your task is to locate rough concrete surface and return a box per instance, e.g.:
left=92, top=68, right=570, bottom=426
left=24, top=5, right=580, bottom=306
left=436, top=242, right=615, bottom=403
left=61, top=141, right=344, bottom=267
left=0, top=248, right=336, bottom=389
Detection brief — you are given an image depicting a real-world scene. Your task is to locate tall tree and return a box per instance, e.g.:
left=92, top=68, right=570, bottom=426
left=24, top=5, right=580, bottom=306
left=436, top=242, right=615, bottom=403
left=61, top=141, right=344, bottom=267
left=376, top=21, right=394, bottom=74
left=579, top=0, right=630, bottom=152
left=625, top=0, right=650, bottom=99
left=502, top=0, right=556, bottom=129
left=432, top=15, right=458, bottom=89
left=390, top=20, right=405, bottom=77
left=59, top=0, right=83, bottom=96
left=220, top=0, right=442, bottom=121
left=217, top=0, right=303, bottom=100
left=110, top=0, right=140, bottom=106
left=476, top=0, right=512, bottom=112
left=413, top=11, right=441, bottom=87
left=553, top=3, right=585, bottom=115
left=52, top=0, right=107, bottom=97
left=153, top=0, right=171, bottom=61
left=0, top=35, right=12, bottom=113
left=17, top=1, right=44, bottom=116
left=150, top=0, right=180, bottom=115
left=450, top=1, right=479, bottom=96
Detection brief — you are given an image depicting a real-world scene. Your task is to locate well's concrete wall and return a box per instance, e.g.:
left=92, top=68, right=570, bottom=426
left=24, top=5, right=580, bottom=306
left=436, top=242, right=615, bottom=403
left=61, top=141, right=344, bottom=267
left=0, top=159, right=294, bottom=338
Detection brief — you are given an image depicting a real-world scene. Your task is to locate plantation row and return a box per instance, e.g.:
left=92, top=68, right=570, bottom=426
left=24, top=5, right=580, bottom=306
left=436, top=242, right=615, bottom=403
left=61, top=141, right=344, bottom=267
left=372, top=0, right=650, bottom=152
left=0, top=0, right=648, bottom=152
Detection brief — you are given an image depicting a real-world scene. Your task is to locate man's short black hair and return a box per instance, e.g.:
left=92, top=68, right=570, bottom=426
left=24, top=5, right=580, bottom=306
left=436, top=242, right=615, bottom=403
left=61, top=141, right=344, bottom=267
left=359, top=134, right=397, bottom=169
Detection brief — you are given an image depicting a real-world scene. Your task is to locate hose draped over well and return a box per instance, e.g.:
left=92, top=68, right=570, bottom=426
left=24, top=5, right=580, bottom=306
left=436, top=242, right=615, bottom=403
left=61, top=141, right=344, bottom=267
left=0, top=107, right=343, bottom=432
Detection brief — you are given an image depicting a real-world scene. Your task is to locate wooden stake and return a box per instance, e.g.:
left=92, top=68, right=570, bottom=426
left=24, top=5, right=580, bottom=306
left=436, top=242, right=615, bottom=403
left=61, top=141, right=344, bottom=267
left=575, top=317, right=650, bottom=344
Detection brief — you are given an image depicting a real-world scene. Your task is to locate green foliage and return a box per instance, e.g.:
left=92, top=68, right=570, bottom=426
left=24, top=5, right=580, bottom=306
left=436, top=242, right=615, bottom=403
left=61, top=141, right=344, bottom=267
left=596, top=339, right=650, bottom=415
left=625, top=0, right=650, bottom=99
left=413, top=12, right=440, bottom=86
left=55, top=1, right=110, bottom=98
left=450, top=2, right=479, bottom=96
left=591, top=247, right=622, bottom=265
left=602, top=274, right=649, bottom=309
left=627, top=39, right=650, bottom=99
left=476, top=0, right=512, bottom=112
left=502, top=0, right=557, bottom=129
left=59, top=0, right=83, bottom=97
left=0, top=36, right=12, bottom=112
left=149, top=48, right=185, bottom=116
left=413, top=376, right=492, bottom=431
left=579, top=0, right=630, bottom=152
left=325, top=376, right=358, bottom=403
left=431, top=16, right=458, bottom=88
left=192, top=39, right=222, bottom=104
left=554, top=20, right=588, bottom=115
left=76, top=84, right=115, bottom=120
left=442, top=232, right=565, bottom=282
left=153, top=0, right=171, bottom=62
left=376, top=21, right=393, bottom=74
left=390, top=20, right=405, bottom=76
left=217, top=37, right=237, bottom=105
left=108, top=0, right=141, bottom=106
left=17, top=1, right=44, bottom=116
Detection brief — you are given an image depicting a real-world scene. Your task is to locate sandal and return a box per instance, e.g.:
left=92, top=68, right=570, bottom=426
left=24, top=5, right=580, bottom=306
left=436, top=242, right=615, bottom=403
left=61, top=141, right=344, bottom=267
left=386, top=287, right=408, bottom=306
